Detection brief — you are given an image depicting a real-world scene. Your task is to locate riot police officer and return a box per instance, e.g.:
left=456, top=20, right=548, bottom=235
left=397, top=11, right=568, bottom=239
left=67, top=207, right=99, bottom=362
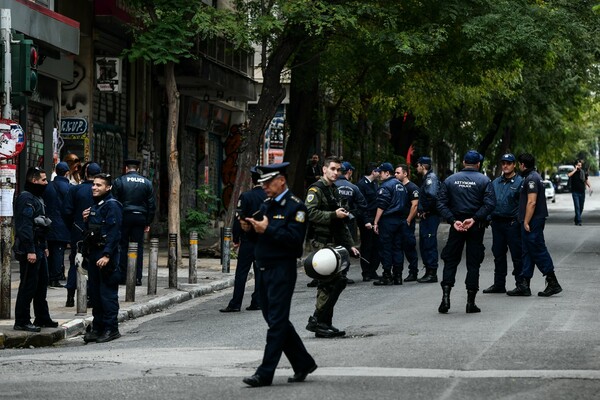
left=82, top=173, right=123, bottom=343
left=356, top=162, right=381, bottom=281
left=416, top=156, right=441, bottom=283
left=437, top=150, right=496, bottom=314
left=14, top=167, right=57, bottom=332
left=220, top=166, right=266, bottom=312
left=373, top=162, right=409, bottom=286
left=305, top=156, right=359, bottom=338
left=241, top=162, right=317, bottom=387
left=112, top=159, right=156, bottom=286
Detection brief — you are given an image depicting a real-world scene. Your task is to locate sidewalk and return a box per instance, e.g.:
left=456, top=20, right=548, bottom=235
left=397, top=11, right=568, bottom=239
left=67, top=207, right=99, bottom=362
left=0, top=246, right=239, bottom=349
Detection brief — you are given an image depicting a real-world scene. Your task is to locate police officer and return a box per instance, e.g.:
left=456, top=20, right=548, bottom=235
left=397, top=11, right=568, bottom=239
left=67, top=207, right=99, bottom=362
left=356, top=162, right=381, bottom=281
left=483, top=153, right=523, bottom=294
left=394, top=164, right=420, bottom=282
left=507, top=153, right=562, bottom=297
left=305, top=156, right=359, bottom=338
left=44, top=162, right=72, bottom=287
left=437, top=150, right=496, bottom=314
left=416, top=156, right=441, bottom=283
left=334, top=161, right=368, bottom=247
left=373, top=162, right=409, bottom=286
left=14, top=167, right=57, bottom=332
left=62, top=162, right=102, bottom=307
left=241, top=162, right=317, bottom=387
left=220, top=166, right=266, bottom=312
left=112, top=159, right=156, bottom=286
left=81, top=173, right=123, bottom=343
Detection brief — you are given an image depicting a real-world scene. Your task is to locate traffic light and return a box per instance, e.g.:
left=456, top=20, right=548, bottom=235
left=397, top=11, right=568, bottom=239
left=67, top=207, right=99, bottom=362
left=11, top=36, right=38, bottom=96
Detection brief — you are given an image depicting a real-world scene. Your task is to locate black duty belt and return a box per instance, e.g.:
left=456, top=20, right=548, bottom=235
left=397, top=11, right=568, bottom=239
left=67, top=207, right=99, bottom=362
left=492, top=216, right=516, bottom=222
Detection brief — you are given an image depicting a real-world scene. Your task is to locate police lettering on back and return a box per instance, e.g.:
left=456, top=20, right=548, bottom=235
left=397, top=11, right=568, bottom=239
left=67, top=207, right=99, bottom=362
left=126, top=176, right=146, bottom=183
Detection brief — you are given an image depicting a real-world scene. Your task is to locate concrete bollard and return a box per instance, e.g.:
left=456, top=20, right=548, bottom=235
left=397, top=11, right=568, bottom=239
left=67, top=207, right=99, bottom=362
left=168, top=234, right=178, bottom=288
left=126, top=242, right=138, bottom=302
left=76, top=252, right=87, bottom=315
left=148, top=238, right=159, bottom=295
left=222, top=227, right=232, bottom=273
left=189, top=231, right=198, bottom=284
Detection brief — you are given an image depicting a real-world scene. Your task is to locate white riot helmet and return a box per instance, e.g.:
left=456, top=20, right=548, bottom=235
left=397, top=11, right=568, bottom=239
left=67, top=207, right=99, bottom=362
left=304, top=246, right=349, bottom=280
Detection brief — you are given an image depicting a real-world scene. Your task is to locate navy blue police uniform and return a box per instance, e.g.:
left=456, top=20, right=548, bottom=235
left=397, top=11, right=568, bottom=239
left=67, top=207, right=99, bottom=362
left=43, top=166, right=72, bottom=285
left=247, top=163, right=316, bottom=386
left=374, top=166, right=408, bottom=284
left=437, top=161, right=496, bottom=292
left=356, top=170, right=381, bottom=280
left=417, top=159, right=441, bottom=282
left=84, top=192, right=123, bottom=338
left=224, top=176, right=266, bottom=311
left=402, top=180, right=420, bottom=279
left=334, top=170, right=367, bottom=243
left=14, top=182, right=55, bottom=329
left=487, top=155, right=523, bottom=292
left=112, top=160, right=156, bottom=285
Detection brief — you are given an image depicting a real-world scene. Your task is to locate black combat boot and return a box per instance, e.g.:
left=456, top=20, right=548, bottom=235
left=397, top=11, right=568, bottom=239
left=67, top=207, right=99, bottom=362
left=482, top=284, right=506, bottom=294
left=466, top=290, right=481, bottom=313
left=438, top=285, right=451, bottom=314
left=65, top=288, right=75, bottom=307
left=393, top=273, right=402, bottom=285
left=417, top=268, right=438, bottom=283
left=506, top=279, right=531, bottom=296
left=404, top=271, right=418, bottom=282
left=373, top=271, right=393, bottom=286
left=538, top=273, right=562, bottom=297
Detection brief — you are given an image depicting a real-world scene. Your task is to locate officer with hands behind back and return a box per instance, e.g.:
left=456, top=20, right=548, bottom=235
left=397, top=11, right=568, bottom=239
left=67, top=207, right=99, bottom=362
left=81, top=173, right=123, bottom=343
left=240, top=162, right=317, bottom=387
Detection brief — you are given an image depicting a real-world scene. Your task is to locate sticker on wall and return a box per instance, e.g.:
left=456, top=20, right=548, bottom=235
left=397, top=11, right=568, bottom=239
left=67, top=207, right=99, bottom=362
left=0, top=119, right=25, bottom=160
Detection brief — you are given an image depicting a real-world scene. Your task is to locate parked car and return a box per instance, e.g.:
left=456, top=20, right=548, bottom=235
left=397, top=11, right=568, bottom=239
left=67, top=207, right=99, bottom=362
left=543, top=180, right=556, bottom=203
left=551, top=165, right=574, bottom=193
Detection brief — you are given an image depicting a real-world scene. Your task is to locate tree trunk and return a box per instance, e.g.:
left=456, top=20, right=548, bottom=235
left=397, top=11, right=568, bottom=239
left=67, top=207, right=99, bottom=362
left=165, top=62, right=182, bottom=265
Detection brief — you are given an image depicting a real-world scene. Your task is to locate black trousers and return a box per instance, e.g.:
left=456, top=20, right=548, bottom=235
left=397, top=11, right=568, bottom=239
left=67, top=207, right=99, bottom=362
left=359, top=224, right=380, bottom=278
left=440, top=224, right=486, bottom=291
left=88, top=250, right=120, bottom=332
left=255, top=259, right=315, bottom=381
left=15, top=253, right=52, bottom=325
left=228, top=240, right=259, bottom=309
left=119, top=213, right=146, bottom=281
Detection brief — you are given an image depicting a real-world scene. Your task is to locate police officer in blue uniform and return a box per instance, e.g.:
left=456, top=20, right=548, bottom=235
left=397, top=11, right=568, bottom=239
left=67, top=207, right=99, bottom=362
left=507, top=153, right=562, bottom=297
left=62, top=162, right=102, bottom=307
left=241, top=162, right=317, bottom=387
left=112, top=159, right=156, bottom=286
left=483, top=153, right=523, bottom=294
left=14, top=167, right=57, bottom=332
left=82, top=173, right=123, bottom=343
left=356, top=162, right=381, bottom=281
left=373, top=162, right=409, bottom=286
left=44, top=162, right=72, bottom=287
left=437, top=151, right=495, bottom=314
left=416, top=156, right=441, bottom=283
left=394, top=164, right=420, bottom=282
left=220, top=166, right=266, bottom=312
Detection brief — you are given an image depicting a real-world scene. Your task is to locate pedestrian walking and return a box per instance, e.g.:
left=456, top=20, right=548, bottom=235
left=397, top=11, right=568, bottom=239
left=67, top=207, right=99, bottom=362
left=416, top=156, right=441, bottom=283
left=81, top=173, right=123, bottom=343
left=305, top=156, right=359, bottom=338
left=356, top=162, right=381, bottom=281
left=507, top=153, right=563, bottom=297
left=220, top=166, right=265, bottom=313
left=394, top=164, right=420, bottom=282
left=13, top=167, right=57, bottom=332
left=437, top=150, right=496, bottom=314
left=483, top=153, right=523, bottom=294
left=241, top=162, right=317, bottom=387
left=567, top=159, right=591, bottom=226
left=112, top=159, right=156, bottom=286
left=372, top=162, right=409, bottom=286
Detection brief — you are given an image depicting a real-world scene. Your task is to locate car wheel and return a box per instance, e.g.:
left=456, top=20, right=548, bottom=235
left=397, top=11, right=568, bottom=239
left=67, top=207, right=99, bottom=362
left=552, top=198, right=556, bottom=203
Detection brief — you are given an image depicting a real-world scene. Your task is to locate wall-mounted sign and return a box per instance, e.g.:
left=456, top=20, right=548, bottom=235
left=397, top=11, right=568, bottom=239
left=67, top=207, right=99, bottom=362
left=61, top=117, right=88, bottom=136
left=0, top=119, right=25, bottom=160
left=96, top=57, right=122, bottom=93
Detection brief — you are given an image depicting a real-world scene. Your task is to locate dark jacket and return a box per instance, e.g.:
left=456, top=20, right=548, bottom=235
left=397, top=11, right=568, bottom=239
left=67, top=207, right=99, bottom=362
left=334, top=176, right=368, bottom=224
left=491, top=174, right=523, bottom=219
left=112, top=171, right=156, bottom=225
left=418, top=170, right=440, bottom=214
left=437, top=167, right=496, bottom=223
left=86, top=193, right=123, bottom=260
left=233, top=186, right=267, bottom=243
left=62, top=180, right=94, bottom=242
left=376, top=176, right=407, bottom=217
left=43, top=176, right=71, bottom=242
left=14, top=191, right=48, bottom=256
left=356, top=176, right=379, bottom=223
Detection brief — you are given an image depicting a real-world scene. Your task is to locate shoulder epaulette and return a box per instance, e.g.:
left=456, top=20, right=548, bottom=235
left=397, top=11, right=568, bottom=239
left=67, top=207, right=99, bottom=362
left=290, top=195, right=302, bottom=203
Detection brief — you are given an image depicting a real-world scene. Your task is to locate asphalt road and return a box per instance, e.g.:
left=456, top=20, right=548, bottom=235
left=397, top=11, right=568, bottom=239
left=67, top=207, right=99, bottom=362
left=1, top=183, right=600, bottom=400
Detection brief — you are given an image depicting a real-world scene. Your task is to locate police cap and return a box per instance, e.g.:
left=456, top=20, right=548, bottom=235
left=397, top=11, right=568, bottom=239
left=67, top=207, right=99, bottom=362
left=464, top=150, right=482, bottom=164
left=417, top=156, right=432, bottom=165
left=55, top=162, right=69, bottom=176
left=124, top=159, right=141, bottom=167
left=341, top=161, right=355, bottom=173
left=256, top=162, right=290, bottom=183
left=250, top=166, right=261, bottom=182
left=500, top=153, right=516, bottom=163
left=375, top=162, right=394, bottom=173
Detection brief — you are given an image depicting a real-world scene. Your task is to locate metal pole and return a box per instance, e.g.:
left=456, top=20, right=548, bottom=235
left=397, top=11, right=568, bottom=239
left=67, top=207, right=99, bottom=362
left=222, top=227, right=231, bottom=273
left=126, top=242, right=137, bottom=302
left=75, top=254, right=87, bottom=315
left=147, top=238, right=158, bottom=295
left=168, top=233, right=177, bottom=288
left=188, top=231, right=198, bottom=284
left=0, top=9, right=12, bottom=319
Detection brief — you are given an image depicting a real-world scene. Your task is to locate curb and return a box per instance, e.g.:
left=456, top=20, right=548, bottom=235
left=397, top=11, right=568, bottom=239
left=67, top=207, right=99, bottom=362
left=0, top=275, right=238, bottom=349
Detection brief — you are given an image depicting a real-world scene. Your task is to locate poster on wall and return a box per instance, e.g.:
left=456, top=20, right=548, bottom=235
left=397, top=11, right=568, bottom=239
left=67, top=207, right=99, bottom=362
left=0, top=119, right=25, bottom=160
left=96, top=57, right=122, bottom=93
